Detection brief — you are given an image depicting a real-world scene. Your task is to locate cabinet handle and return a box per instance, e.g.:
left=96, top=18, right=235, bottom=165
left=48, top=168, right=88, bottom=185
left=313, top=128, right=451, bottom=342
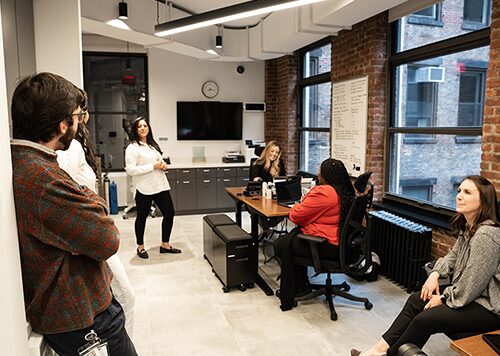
left=236, top=257, right=249, bottom=262
left=182, top=181, right=190, bottom=184
left=223, top=179, right=230, bottom=182
left=182, top=170, right=190, bottom=173
left=236, top=244, right=249, bottom=249
left=203, top=180, right=210, bottom=183
left=203, top=169, right=210, bottom=172
left=227, top=254, right=235, bottom=258
left=223, top=169, right=230, bottom=171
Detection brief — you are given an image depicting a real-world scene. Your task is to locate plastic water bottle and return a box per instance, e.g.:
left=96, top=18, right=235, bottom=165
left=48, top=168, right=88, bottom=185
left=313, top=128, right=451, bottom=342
left=262, top=182, right=268, bottom=197
left=103, top=173, right=110, bottom=208
left=109, top=181, right=118, bottom=215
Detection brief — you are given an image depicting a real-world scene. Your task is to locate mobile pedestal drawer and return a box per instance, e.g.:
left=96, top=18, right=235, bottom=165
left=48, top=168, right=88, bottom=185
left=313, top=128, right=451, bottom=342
left=202, top=214, right=235, bottom=267
left=212, top=224, right=257, bottom=293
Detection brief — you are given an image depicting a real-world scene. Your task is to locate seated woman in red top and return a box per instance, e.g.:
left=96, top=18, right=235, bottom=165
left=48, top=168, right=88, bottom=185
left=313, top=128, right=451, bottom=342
left=274, top=158, right=355, bottom=311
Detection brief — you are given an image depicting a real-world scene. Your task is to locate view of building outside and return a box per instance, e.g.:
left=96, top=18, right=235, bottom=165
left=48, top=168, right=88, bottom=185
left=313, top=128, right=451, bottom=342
left=388, top=0, right=490, bottom=208
left=299, top=43, right=331, bottom=173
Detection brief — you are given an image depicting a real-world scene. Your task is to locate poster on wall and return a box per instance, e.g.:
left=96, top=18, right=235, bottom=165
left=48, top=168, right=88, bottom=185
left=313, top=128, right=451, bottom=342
left=331, top=75, right=368, bottom=177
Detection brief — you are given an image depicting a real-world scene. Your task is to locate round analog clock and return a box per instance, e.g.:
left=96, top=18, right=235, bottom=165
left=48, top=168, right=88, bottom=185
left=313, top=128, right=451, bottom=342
left=202, top=80, right=219, bottom=98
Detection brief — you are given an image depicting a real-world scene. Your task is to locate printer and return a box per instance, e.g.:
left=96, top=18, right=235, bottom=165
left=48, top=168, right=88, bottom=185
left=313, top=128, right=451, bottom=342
left=222, top=150, right=245, bottom=163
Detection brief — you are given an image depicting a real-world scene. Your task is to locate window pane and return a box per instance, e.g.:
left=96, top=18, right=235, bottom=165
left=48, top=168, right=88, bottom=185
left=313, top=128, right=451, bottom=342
left=396, top=0, right=491, bottom=53
left=302, top=43, right=331, bottom=78
left=393, top=46, right=489, bottom=128
left=302, top=82, right=331, bottom=128
left=388, top=133, right=481, bottom=208
left=299, top=131, right=330, bottom=174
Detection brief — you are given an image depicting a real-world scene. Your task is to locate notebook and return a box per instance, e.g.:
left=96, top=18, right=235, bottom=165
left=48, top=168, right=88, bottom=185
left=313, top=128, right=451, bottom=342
left=275, top=177, right=302, bottom=208
left=482, top=333, right=500, bottom=354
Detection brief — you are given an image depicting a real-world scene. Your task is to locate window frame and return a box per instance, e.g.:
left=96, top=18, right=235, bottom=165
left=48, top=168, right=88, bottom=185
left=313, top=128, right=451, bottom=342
left=83, top=51, right=149, bottom=172
left=407, top=3, right=444, bottom=27
left=298, top=37, right=331, bottom=175
left=462, top=0, right=491, bottom=30
left=385, top=22, right=490, bottom=214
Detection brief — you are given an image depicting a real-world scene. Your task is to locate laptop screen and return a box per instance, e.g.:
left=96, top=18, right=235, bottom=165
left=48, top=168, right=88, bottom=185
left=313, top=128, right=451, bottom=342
left=275, top=177, right=302, bottom=203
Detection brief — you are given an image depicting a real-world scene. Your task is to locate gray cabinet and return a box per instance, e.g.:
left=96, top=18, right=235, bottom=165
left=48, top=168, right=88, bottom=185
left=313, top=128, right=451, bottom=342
left=168, top=165, right=246, bottom=214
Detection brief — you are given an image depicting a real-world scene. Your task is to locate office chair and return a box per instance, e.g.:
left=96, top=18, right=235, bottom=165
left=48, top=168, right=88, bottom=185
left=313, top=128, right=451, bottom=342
left=292, top=190, right=374, bottom=321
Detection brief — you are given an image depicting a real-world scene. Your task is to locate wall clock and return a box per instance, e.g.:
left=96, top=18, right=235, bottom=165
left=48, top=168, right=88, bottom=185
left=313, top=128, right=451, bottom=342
left=202, top=80, right=219, bottom=98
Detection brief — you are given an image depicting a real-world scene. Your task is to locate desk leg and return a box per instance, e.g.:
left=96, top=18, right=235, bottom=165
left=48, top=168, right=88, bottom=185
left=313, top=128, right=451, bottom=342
left=235, top=201, right=242, bottom=227
left=250, top=211, right=274, bottom=296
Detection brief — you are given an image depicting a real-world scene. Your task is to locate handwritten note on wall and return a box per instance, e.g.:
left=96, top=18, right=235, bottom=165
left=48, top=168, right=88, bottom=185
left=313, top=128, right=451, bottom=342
left=331, top=76, right=368, bottom=177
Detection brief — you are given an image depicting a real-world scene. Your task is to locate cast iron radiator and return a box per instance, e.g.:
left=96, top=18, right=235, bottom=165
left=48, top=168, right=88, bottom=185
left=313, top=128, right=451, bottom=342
left=370, top=211, right=432, bottom=292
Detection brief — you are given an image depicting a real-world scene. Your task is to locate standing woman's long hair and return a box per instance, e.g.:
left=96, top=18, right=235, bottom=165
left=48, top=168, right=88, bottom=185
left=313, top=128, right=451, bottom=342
left=128, top=117, right=163, bottom=155
left=255, top=140, right=282, bottom=177
left=319, top=158, right=356, bottom=234
left=74, top=90, right=98, bottom=174
left=449, top=175, right=500, bottom=236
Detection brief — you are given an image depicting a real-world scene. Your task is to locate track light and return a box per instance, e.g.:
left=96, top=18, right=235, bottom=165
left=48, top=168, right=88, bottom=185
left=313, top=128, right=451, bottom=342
left=118, top=0, right=128, bottom=20
left=155, top=0, right=327, bottom=37
left=215, top=25, right=223, bottom=49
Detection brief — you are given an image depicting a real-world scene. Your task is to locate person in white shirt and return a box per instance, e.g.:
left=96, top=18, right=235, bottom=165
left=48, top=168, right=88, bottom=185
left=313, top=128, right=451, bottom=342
left=56, top=90, right=136, bottom=338
left=125, top=117, right=180, bottom=259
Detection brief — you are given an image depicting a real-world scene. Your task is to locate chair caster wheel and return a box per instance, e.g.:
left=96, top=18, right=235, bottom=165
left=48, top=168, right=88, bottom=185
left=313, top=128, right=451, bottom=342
left=222, top=286, right=230, bottom=293
left=246, top=282, right=254, bottom=289
left=365, top=301, right=373, bottom=310
left=330, top=313, right=338, bottom=321
left=341, top=281, right=350, bottom=291
left=238, top=285, right=247, bottom=292
left=122, top=213, right=128, bottom=219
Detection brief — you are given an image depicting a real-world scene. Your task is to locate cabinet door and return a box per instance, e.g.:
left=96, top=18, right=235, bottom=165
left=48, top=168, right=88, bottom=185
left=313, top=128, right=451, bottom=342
left=165, top=169, right=177, bottom=209
left=217, top=177, right=238, bottom=209
left=197, top=178, right=217, bottom=210
left=176, top=179, right=196, bottom=211
left=217, top=167, right=237, bottom=179
left=237, top=166, right=250, bottom=180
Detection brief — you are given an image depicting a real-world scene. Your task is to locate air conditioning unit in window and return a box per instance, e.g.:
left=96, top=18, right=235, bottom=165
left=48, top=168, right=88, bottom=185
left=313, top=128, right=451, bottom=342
left=415, top=67, right=445, bottom=83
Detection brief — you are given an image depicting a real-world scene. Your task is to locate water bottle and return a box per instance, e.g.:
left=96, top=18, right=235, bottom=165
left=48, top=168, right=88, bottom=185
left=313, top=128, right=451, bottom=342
left=109, top=181, right=118, bottom=215
left=262, top=182, right=268, bottom=197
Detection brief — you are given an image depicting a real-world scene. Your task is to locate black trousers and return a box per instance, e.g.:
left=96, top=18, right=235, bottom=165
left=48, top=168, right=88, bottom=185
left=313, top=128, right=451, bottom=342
left=135, top=189, right=175, bottom=245
left=274, top=227, right=339, bottom=311
left=383, top=292, right=500, bottom=356
left=44, top=298, right=137, bottom=356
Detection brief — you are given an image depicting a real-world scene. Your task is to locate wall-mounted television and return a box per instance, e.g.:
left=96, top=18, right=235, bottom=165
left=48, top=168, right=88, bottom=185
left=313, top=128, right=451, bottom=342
left=177, top=101, right=243, bottom=140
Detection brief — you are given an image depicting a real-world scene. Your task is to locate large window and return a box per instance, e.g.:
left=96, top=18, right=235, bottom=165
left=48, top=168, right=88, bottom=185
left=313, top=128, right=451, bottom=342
left=83, top=52, right=148, bottom=171
left=298, top=40, right=331, bottom=174
left=387, top=0, right=490, bottom=209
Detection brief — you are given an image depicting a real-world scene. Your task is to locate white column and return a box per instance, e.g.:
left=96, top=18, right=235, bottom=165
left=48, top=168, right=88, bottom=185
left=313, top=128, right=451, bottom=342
left=33, top=0, right=83, bottom=87
left=0, top=5, right=29, bottom=356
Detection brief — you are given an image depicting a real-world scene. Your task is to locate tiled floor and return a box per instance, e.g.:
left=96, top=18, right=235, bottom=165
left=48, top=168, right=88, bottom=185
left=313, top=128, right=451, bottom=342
left=113, top=212, right=454, bottom=356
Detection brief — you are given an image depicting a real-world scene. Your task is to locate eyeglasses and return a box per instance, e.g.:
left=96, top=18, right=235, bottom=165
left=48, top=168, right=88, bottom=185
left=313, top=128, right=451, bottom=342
left=72, top=110, right=88, bottom=123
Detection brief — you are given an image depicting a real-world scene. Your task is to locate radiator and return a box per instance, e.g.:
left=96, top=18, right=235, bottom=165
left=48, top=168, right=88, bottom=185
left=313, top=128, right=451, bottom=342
left=370, top=210, right=432, bottom=292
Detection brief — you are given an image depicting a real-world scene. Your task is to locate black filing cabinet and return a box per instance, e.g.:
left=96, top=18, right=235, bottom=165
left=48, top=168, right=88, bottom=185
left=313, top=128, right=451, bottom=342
left=202, top=214, right=235, bottom=267
left=212, top=224, right=257, bottom=292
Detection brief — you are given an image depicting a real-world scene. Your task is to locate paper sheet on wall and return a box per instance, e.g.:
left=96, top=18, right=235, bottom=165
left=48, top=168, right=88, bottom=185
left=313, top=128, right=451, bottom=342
left=331, top=76, right=368, bottom=177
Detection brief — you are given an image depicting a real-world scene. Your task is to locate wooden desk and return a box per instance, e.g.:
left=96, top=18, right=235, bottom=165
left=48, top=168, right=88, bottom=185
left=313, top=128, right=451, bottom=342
left=225, top=187, right=290, bottom=296
left=450, top=330, right=500, bottom=356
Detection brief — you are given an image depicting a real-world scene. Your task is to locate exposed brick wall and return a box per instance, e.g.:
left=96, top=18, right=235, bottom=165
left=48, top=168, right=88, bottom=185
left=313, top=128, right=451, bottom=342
left=264, top=55, right=299, bottom=175
left=331, top=12, right=388, bottom=201
left=482, top=0, right=500, bottom=194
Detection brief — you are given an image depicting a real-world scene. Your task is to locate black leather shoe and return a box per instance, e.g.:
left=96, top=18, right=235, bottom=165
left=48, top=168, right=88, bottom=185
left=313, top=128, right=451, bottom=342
left=137, top=248, right=149, bottom=259
left=350, top=349, right=361, bottom=356
left=160, top=246, right=182, bottom=254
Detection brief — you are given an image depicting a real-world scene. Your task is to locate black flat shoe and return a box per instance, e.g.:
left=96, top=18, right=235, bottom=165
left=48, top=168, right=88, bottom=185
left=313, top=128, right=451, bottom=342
left=137, top=248, right=149, bottom=259
left=160, top=246, right=182, bottom=254
left=350, top=349, right=361, bottom=356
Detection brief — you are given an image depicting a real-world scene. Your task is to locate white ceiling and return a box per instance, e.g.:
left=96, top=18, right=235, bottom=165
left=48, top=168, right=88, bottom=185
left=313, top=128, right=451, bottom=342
left=81, top=0, right=410, bottom=61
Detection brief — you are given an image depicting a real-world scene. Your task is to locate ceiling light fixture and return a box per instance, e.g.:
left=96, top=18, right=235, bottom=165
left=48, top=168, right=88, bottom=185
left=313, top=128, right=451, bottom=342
left=215, top=25, right=223, bottom=49
left=118, top=0, right=128, bottom=20
left=155, top=0, right=326, bottom=37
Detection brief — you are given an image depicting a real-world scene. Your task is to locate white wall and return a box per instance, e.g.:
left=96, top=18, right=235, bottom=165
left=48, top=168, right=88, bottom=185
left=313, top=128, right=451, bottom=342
left=0, top=5, right=29, bottom=355
left=147, top=47, right=265, bottom=162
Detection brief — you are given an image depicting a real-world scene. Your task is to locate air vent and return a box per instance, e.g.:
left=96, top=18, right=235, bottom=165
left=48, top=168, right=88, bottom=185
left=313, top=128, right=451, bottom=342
left=244, top=102, right=266, bottom=112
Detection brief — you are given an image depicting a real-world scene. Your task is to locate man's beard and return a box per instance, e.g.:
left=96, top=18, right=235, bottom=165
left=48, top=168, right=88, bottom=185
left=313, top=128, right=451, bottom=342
left=58, top=125, right=76, bottom=150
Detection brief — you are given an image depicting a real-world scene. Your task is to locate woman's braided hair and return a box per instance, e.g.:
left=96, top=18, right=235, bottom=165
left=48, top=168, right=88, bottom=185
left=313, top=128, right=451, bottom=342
left=320, top=158, right=356, bottom=234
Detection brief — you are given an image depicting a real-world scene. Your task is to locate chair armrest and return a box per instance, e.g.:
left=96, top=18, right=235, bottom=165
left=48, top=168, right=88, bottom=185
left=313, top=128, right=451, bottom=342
left=297, top=233, right=327, bottom=244
left=296, top=233, right=327, bottom=273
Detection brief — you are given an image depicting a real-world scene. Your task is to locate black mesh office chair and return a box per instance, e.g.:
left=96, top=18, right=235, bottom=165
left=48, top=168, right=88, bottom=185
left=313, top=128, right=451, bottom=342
left=292, top=184, right=374, bottom=321
left=249, top=146, right=265, bottom=180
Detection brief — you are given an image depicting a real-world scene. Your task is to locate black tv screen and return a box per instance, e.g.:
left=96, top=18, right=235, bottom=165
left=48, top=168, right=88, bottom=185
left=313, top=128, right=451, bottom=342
left=177, top=101, right=243, bottom=140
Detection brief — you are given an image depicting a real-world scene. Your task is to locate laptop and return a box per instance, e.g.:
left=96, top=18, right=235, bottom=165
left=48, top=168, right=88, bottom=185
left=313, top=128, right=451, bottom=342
left=275, top=177, right=302, bottom=208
